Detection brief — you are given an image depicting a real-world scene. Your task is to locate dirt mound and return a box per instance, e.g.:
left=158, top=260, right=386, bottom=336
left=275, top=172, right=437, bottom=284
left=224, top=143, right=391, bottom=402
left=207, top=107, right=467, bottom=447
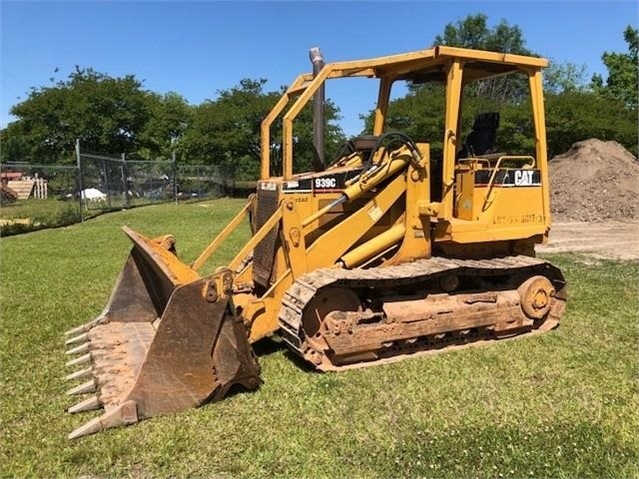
left=549, top=139, right=638, bottom=221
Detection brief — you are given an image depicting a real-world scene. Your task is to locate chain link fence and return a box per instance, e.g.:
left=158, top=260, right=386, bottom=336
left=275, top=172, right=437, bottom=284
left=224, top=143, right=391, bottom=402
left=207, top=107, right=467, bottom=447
left=0, top=162, right=82, bottom=236
left=0, top=141, right=239, bottom=236
left=78, top=151, right=176, bottom=211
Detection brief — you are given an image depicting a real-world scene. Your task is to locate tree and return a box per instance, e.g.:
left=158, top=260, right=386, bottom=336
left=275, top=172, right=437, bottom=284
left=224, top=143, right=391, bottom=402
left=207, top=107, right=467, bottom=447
left=2, top=67, right=155, bottom=163
left=182, top=79, right=279, bottom=179
left=543, top=60, right=587, bottom=94
left=362, top=84, right=446, bottom=155
left=182, top=78, right=345, bottom=181
left=139, top=92, right=192, bottom=160
left=545, top=91, right=638, bottom=157
left=433, top=14, right=531, bottom=55
left=432, top=14, right=534, bottom=103
left=591, top=25, right=638, bottom=111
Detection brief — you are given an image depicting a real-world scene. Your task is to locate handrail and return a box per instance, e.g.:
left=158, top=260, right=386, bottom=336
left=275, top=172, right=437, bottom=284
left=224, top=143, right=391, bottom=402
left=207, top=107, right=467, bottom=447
left=457, top=158, right=491, bottom=169
left=484, top=155, right=536, bottom=203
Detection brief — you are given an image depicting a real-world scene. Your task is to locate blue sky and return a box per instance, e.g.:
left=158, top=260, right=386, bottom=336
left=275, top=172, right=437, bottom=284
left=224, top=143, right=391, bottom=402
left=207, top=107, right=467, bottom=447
left=1, top=1, right=637, bottom=136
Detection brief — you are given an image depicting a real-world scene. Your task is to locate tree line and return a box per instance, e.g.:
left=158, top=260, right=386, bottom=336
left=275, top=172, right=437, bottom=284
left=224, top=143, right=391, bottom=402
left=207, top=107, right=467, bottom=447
left=1, top=14, right=637, bottom=181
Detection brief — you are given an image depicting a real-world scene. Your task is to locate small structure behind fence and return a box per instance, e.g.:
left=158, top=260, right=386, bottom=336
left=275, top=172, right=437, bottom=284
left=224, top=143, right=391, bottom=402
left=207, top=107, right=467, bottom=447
left=1, top=163, right=78, bottom=200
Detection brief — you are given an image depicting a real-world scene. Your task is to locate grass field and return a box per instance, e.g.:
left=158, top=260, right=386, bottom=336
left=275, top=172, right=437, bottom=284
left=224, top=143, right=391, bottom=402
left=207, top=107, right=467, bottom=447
left=1, top=198, right=637, bottom=478
left=0, top=198, right=83, bottom=236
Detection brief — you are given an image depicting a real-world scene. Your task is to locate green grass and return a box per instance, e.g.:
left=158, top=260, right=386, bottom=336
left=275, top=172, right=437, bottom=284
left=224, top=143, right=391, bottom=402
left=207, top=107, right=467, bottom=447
left=1, top=198, right=83, bottom=236
left=0, top=198, right=82, bottom=221
left=1, top=198, right=637, bottom=478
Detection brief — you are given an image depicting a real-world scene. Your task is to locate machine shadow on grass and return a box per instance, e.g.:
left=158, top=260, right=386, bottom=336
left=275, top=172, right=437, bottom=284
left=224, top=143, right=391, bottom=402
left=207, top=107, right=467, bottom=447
left=253, top=336, right=319, bottom=373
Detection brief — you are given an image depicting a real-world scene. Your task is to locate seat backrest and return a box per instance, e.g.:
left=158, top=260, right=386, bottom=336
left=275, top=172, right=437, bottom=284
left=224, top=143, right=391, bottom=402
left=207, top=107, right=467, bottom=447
left=458, top=112, right=500, bottom=158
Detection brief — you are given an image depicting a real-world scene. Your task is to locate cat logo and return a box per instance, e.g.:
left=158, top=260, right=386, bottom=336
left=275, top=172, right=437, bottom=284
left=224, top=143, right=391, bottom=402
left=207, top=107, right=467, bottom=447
left=514, top=170, right=534, bottom=186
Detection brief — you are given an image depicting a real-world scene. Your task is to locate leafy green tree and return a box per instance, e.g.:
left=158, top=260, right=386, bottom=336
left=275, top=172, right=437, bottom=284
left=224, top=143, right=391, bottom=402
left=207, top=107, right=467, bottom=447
left=139, top=92, right=192, bottom=160
left=1, top=121, right=31, bottom=162
left=432, top=14, right=533, bottom=103
left=182, top=78, right=345, bottom=181
left=362, top=84, right=446, bottom=156
left=433, top=14, right=531, bottom=55
left=591, top=25, right=638, bottom=111
left=2, top=67, right=154, bottom=163
left=182, top=79, right=278, bottom=179
left=543, top=61, right=587, bottom=94
left=545, top=91, right=638, bottom=157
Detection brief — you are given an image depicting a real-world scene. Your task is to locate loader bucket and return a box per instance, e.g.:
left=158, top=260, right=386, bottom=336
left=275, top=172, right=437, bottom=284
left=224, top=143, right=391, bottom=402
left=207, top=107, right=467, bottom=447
left=63, top=226, right=260, bottom=439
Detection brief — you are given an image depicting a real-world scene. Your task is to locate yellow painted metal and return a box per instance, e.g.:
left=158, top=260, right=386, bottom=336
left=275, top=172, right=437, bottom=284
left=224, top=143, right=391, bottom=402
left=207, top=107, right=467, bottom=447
left=260, top=74, right=312, bottom=179
left=264, top=46, right=547, bottom=182
left=191, top=199, right=253, bottom=271
left=150, top=46, right=554, bottom=338
left=385, top=144, right=431, bottom=265
left=65, top=46, right=565, bottom=439
left=437, top=46, right=548, bottom=68
left=482, top=156, right=535, bottom=205
left=342, top=156, right=409, bottom=201
left=280, top=200, right=308, bottom=279
left=241, top=47, right=554, bottom=341
left=441, top=60, right=463, bottom=221
left=341, top=224, right=405, bottom=268
left=282, top=65, right=334, bottom=179
left=373, top=77, right=393, bottom=136
left=306, top=172, right=407, bottom=271
left=123, top=226, right=200, bottom=285
left=194, top=48, right=553, bottom=337
left=454, top=168, right=477, bottom=220
left=529, top=70, right=551, bottom=228
left=301, top=196, right=345, bottom=229
left=245, top=270, right=293, bottom=342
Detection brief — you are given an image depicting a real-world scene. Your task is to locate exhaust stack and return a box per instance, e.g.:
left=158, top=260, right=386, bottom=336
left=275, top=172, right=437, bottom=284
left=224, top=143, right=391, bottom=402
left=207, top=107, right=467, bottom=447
left=309, top=47, right=325, bottom=167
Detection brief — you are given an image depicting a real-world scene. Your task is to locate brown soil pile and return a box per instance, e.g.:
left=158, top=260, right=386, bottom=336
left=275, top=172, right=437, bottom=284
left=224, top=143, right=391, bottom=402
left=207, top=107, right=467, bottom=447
left=549, top=139, right=638, bottom=221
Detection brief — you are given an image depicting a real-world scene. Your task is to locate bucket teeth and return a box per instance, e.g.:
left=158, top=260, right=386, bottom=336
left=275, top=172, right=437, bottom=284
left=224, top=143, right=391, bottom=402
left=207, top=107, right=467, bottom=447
left=68, top=400, right=138, bottom=439
left=68, top=416, right=104, bottom=440
left=66, top=353, right=92, bottom=367
left=68, top=395, right=102, bottom=414
left=64, top=315, right=107, bottom=337
left=65, top=367, right=93, bottom=381
left=65, top=333, right=89, bottom=346
left=67, top=379, right=97, bottom=396
left=66, top=342, right=90, bottom=356
left=64, top=324, right=88, bottom=337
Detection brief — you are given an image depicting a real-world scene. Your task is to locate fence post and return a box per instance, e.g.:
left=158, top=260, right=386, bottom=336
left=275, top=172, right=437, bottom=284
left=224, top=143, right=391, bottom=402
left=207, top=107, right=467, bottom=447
left=75, top=139, right=84, bottom=223
left=121, top=153, right=130, bottom=209
left=173, top=151, right=178, bottom=205
left=102, top=157, right=112, bottom=209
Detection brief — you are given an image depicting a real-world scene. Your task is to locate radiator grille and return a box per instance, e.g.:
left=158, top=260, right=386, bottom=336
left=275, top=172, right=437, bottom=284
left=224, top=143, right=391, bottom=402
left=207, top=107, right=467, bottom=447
left=252, top=187, right=280, bottom=288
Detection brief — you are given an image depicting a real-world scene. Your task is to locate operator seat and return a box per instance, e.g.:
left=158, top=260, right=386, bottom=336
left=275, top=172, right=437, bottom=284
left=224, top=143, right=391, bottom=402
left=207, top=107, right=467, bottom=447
left=458, top=112, right=500, bottom=159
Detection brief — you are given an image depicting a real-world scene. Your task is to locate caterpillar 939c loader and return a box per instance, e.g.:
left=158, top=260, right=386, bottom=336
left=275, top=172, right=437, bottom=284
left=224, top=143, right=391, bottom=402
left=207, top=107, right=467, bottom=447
left=64, top=46, right=566, bottom=438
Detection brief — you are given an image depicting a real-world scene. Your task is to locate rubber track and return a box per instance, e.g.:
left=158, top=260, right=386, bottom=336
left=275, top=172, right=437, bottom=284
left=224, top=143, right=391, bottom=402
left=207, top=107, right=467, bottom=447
left=278, top=255, right=564, bottom=364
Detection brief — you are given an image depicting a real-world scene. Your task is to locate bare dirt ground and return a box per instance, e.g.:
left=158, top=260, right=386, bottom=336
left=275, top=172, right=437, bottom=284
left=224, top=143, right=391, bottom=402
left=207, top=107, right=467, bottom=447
left=536, top=221, right=639, bottom=261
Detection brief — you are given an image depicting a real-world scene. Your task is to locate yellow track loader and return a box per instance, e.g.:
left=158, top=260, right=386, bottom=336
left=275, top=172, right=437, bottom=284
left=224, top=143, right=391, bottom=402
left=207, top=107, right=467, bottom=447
left=64, top=46, right=566, bottom=438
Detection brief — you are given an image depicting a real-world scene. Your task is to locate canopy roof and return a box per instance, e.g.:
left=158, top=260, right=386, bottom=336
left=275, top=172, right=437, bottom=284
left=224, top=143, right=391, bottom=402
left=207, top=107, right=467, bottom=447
left=320, top=46, right=548, bottom=83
